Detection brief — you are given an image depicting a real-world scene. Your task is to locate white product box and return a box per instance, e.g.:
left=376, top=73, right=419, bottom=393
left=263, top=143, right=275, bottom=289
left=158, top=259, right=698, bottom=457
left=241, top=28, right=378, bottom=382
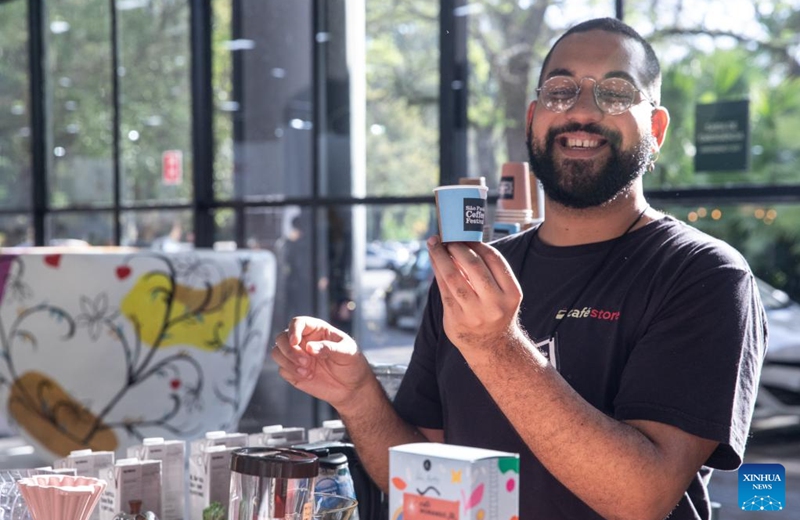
left=389, top=443, right=519, bottom=520
left=187, top=431, right=248, bottom=519
left=98, top=458, right=162, bottom=520
left=248, top=424, right=307, bottom=448
left=127, top=437, right=186, bottom=520
left=188, top=444, right=241, bottom=519
left=34, top=466, right=78, bottom=476
left=308, top=419, right=347, bottom=443
left=54, top=449, right=115, bottom=479
left=54, top=449, right=115, bottom=520
left=190, top=430, right=248, bottom=454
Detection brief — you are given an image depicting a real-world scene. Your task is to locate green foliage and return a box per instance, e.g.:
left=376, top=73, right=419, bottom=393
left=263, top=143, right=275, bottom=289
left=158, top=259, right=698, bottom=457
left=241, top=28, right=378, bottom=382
left=365, top=0, right=439, bottom=240
left=0, top=0, right=32, bottom=208
left=202, top=501, right=226, bottom=520
left=212, top=0, right=234, bottom=200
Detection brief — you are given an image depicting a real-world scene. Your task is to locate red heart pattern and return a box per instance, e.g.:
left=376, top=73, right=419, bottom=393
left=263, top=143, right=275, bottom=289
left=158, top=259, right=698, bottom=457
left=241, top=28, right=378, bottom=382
left=116, top=266, right=132, bottom=280
left=44, top=255, right=61, bottom=268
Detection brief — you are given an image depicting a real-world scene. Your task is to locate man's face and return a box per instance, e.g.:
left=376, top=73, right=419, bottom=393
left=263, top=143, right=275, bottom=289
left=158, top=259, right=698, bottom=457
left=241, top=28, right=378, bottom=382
left=527, top=30, right=663, bottom=209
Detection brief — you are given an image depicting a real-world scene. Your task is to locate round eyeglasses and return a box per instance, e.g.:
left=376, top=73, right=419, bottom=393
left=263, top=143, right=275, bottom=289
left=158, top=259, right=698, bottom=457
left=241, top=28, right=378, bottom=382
left=536, top=76, right=656, bottom=116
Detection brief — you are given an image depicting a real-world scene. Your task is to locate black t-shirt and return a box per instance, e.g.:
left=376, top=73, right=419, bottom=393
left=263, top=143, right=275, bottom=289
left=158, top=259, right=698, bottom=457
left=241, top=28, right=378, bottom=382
left=393, top=216, right=767, bottom=519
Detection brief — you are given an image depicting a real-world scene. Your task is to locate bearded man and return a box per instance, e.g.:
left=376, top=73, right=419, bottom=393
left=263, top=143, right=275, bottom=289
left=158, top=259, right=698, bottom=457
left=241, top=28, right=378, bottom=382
left=272, top=17, right=767, bottom=520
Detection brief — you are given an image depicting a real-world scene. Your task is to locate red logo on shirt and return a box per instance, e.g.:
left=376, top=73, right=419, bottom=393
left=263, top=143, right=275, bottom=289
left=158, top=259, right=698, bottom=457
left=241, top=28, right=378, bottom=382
left=555, top=306, right=620, bottom=321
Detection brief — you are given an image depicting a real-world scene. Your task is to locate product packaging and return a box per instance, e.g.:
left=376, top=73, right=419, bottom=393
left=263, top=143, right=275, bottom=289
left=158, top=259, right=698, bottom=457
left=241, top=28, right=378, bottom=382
left=188, top=431, right=248, bottom=519
left=98, top=458, right=162, bottom=520
left=248, top=424, right=307, bottom=448
left=389, top=442, right=519, bottom=520
left=54, top=449, right=116, bottom=520
left=127, top=437, right=186, bottom=520
left=308, top=419, right=347, bottom=443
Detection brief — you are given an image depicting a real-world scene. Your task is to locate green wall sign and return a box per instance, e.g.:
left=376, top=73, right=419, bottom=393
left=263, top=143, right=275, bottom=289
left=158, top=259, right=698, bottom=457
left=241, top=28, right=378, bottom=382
left=694, top=99, right=750, bottom=172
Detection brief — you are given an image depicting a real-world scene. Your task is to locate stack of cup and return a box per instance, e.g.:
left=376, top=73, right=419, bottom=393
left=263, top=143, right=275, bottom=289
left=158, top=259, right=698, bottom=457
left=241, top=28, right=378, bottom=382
left=458, top=177, right=485, bottom=187
left=494, top=162, right=537, bottom=239
left=530, top=170, right=545, bottom=222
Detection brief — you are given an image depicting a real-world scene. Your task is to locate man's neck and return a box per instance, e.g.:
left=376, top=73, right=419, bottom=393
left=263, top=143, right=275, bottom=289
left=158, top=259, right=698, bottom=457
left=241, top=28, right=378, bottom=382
left=537, top=195, right=653, bottom=247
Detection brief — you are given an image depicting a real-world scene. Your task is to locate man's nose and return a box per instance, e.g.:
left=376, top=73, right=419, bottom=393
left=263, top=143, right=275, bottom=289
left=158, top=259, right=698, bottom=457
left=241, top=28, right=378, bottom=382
left=569, top=80, right=603, bottom=119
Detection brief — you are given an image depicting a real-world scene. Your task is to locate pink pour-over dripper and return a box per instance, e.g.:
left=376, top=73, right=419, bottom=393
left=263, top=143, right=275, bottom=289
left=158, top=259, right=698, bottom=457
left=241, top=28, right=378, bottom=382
left=16, top=475, right=106, bottom=520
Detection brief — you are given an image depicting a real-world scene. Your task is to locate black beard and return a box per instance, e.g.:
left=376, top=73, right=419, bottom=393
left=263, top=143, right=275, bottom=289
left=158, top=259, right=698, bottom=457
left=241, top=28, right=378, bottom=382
left=527, top=122, right=654, bottom=209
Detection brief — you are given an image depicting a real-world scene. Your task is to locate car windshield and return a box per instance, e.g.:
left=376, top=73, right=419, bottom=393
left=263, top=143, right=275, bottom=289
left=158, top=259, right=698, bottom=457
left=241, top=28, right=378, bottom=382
left=756, top=278, right=793, bottom=311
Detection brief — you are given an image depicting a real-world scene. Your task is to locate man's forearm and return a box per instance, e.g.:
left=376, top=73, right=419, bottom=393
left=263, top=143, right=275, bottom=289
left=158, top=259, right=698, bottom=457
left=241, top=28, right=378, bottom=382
left=335, top=375, right=430, bottom=492
left=462, top=328, right=715, bottom=520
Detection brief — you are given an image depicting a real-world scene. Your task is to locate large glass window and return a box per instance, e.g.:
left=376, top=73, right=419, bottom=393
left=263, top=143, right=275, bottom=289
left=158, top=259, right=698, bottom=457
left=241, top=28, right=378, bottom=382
left=657, top=201, right=800, bottom=301
left=213, top=0, right=314, bottom=202
left=47, top=212, right=114, bottom=246
left=118, top=0, right=193, bottom=205
left=0, top=214, right=31, bottom=247
left=354, top=203, right=435, bottom=363
left=0, top=0, right=31, bottom=213
left=365, top=0, right=439, bottom=197
left=625, top=0, right=800, bottom=188
left=46, top=0, right=114, bottom=209
left=120, top=209, right=193, bottom=249
left=242, top=206, right=317, bottom=342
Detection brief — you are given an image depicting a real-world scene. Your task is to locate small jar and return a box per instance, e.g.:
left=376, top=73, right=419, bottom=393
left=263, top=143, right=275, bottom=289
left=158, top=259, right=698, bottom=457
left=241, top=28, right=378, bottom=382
left=228, top=447, right=319, bottom=520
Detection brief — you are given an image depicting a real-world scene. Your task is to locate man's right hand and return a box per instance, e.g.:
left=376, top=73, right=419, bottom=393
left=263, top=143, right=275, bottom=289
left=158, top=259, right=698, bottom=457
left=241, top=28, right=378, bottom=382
left=271, top=316, right=375, bottom=412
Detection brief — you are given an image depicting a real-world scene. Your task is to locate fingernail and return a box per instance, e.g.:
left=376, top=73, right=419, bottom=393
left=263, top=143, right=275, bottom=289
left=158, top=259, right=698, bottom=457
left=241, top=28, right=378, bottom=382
left=298, top=356, right=309, bottom=366
left=297, top=367, right=308, bottom=377
left=427, top=235, right=439, bottom=247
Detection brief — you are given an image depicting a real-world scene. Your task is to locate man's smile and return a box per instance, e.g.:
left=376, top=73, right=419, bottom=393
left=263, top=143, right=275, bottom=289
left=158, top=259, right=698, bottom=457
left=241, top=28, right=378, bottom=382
left=555, top=132, right=609, bottom=158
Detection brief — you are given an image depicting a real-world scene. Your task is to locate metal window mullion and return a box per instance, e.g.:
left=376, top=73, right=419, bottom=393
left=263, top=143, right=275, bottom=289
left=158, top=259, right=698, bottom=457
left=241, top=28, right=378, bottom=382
left=311, top=0, right=326, bottom=427
left=231, top=0, right=245, bottom=248
left=28, top=0, right=47, bottom=245
left=439, top=0, right=468, bottom=186
left=110, top=0, right=122, bottom=244
left=190, top=0, right=215, bottom=247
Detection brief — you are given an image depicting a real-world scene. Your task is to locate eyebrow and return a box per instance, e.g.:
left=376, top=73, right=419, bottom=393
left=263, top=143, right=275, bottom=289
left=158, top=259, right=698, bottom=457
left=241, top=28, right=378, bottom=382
left=545, top=68, right=642, bottom=89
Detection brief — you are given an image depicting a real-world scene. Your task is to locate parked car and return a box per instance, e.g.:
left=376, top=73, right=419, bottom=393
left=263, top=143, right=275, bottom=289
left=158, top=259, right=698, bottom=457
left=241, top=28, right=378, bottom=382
left=365, top=241, right=413, bottom=270
left=384, top=248, right=432, bottom=328
left=751, top=278, right=800, bottom=431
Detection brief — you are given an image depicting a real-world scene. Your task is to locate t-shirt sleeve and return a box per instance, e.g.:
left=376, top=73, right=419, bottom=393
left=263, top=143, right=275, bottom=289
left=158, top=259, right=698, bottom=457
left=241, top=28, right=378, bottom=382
left=614, top=263, right=767, bottom=470
left=392, top=283, right=445, bottom=430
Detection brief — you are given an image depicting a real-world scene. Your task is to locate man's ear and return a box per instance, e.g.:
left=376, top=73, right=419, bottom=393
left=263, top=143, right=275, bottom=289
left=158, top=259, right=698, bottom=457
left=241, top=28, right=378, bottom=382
left=526, top=100, right=537, bottom=138
left=651, top=106, right=670, bottom=149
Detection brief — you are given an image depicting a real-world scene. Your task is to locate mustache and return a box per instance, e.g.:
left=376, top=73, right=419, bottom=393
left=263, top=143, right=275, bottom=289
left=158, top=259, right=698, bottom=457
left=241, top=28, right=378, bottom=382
left=545, top=122, right=622, bottom=149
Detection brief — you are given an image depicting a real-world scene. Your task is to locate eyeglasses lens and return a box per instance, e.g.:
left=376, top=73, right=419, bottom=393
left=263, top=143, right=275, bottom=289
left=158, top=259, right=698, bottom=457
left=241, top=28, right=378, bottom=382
left=540, top=77, right=638, bottom=115
left=541, top=77, right=580, bottom=113
left=595, top=78, right=636, bottom=115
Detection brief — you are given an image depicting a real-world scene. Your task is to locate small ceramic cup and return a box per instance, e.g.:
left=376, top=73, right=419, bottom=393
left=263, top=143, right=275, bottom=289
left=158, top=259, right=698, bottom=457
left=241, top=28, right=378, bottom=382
left=434, top=185, right=488, bottom=242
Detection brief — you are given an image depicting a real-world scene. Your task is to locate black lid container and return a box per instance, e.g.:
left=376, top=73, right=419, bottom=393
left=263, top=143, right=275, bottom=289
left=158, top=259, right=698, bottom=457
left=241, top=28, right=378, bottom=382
left=228, top=447, right=319, bottom=520
left=230, top=447, right=319, bottom=478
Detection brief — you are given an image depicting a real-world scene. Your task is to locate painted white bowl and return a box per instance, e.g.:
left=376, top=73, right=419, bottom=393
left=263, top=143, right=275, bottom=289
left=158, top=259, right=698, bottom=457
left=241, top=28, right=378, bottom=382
left=0, top=247, right=275, bottom=461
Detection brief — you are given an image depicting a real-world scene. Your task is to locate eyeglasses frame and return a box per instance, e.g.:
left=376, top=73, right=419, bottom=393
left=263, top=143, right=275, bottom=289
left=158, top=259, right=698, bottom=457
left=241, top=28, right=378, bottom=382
left=535, top=75, right=657, bottom=116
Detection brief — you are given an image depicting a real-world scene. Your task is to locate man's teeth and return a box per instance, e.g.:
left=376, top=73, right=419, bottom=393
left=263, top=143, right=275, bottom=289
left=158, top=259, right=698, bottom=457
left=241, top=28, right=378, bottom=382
left=567, top=138, right=600, bottom=148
